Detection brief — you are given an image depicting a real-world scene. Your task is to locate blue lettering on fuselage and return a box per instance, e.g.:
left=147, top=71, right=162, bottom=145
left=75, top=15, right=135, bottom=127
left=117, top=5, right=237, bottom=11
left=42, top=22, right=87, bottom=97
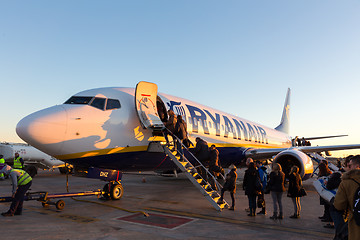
left=204, top=109, right=221, bottom=136
left=167, top=102, right=268, bottom=144
left=167, top=101, right=182, bottom=112
left=223, top=115, right=236, bottom=139
left=233, top=119, right=248, bottom=141
left=186, top=104, right=209, bottom=134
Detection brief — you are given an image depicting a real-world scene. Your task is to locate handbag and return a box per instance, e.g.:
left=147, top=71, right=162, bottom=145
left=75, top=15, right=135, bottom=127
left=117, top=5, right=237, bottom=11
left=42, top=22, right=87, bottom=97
left=257, top=197, right=265, bottom=208
left=299, top=187, right=307, bottom=197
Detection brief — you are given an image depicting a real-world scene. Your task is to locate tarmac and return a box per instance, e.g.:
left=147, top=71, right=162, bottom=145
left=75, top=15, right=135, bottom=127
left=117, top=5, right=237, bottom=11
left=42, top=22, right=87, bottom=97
left=0, top=169, right=335, bottom=240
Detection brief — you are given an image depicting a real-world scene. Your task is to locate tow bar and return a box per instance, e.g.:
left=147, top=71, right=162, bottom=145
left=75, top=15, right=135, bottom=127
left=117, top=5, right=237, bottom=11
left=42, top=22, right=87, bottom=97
left=0, top=190, right=104, bottom=210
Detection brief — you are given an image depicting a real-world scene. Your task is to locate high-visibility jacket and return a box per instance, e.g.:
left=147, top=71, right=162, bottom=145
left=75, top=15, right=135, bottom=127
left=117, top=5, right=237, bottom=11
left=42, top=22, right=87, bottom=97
left=13, top=156, right=23, bottom=169
left=0, top=158, right=4, bottom=177
left=11, top=169, right=32, bottom=186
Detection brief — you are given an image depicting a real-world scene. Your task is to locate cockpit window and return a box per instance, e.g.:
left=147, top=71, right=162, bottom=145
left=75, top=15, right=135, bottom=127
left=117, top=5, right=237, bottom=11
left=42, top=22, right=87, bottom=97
left=64, top=96, right=121, bottom=111
left=91, top=98, right=106, bottom=110
left=64, top=96, right=93, bottom=105
left=106, top=99, right=121, bottom=110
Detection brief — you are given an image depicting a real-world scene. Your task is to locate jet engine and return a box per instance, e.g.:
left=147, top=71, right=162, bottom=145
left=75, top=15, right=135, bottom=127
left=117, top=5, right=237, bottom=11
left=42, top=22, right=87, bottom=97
left=273, top=149, right=313, bottom=180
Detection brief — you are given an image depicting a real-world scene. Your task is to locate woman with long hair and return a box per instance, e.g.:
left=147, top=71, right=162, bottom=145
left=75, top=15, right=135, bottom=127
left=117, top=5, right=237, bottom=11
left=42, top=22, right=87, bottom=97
left=287, top=166, right=302, bottom=218
left=318, top=160, right=333, bottom=223
left=268, top=163, right=286, bottom=219
left=243, top=161, right=261, bottom=216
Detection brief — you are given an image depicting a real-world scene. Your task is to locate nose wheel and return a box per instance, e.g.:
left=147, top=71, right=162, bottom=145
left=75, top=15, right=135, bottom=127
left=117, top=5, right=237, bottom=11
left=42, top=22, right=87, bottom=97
left=102, top=181, right=124, bottom=200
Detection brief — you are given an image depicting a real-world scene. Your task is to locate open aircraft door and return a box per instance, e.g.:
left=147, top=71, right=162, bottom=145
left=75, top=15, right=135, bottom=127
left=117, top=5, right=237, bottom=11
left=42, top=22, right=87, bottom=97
left=135, top=81, right=165, bottom=129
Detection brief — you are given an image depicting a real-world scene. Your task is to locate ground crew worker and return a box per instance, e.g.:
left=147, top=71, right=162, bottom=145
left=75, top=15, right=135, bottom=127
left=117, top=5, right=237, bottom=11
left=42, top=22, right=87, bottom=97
left=13, top=152, right=24, bottom=169
left=0, top=155, right=5, bottom=180
left=0, top=164, right=32, bottom=216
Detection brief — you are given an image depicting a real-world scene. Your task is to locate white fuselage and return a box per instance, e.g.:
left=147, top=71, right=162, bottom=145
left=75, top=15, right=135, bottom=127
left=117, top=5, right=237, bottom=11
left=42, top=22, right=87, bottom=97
left=16, top=87, right=292, bottom=170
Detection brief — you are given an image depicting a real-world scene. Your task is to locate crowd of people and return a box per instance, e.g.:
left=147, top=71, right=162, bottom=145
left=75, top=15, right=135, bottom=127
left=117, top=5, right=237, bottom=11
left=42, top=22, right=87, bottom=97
left=162, top=114, right=358, bottom=239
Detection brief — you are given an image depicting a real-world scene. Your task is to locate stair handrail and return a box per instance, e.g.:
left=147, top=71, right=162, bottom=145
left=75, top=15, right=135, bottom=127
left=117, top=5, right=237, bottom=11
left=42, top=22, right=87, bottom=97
left=161, top=127, right=225, bottom=190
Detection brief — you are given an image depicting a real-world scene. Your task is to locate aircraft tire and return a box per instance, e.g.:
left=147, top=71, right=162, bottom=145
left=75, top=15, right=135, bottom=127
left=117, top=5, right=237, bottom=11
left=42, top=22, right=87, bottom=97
left=110, top=184, right=124, bottom=200
left=102, top=183, right=111, bottom=200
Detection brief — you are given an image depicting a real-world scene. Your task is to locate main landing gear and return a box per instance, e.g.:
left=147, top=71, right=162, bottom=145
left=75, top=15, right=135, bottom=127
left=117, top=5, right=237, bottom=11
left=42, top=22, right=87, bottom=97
left=102, top=181, right=124, bottom=200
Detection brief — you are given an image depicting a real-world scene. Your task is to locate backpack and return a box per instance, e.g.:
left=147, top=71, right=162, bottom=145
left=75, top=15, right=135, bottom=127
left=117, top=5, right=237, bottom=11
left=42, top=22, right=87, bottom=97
left=350, top=178, right=360, bottom=226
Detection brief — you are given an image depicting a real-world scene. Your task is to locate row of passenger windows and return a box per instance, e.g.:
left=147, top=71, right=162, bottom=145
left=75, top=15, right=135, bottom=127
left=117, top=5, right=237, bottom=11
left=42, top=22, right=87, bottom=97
left=64, top=96, right=121, bottom=111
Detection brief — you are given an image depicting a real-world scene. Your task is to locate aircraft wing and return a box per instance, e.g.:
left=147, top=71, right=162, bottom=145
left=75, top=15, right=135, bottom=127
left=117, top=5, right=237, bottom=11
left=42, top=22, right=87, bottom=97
left=245, top=144, right=360, bottom=159
left=297, top=144, right=360, bottom=153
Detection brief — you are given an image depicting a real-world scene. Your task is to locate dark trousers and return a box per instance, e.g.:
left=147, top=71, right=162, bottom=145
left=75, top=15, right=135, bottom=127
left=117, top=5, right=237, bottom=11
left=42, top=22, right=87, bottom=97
left=9, top=181, right=32, bottom=214
left=248, top=195, right=257, bottom=212
left=220, top=189, right=235, bottom=207
left=329, top=205, right=346, bottom=236
left=176, top=139, right=184, bottom=158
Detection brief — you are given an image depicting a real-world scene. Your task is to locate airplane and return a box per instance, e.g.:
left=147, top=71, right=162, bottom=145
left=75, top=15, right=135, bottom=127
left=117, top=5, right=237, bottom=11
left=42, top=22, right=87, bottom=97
left=0, top=142, right=67, bottom=177
left=15, top=81, right=360, bottom=201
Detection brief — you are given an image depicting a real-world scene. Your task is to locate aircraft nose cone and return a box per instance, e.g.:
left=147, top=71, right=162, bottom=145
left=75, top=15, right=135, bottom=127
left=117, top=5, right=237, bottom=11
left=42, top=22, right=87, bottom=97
left=16, top=105, right=67, bottom=155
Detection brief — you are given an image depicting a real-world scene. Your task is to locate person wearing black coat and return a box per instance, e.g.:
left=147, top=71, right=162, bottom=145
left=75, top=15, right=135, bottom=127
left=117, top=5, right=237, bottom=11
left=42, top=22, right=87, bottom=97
left=218, top=164, right=237, bottom=210
left=193, top=137, right=209, bottom=181
left=208, top=145, right=220, bottom=190
left=318, top=161, right=333, bottom=222
left=268, top=163, right=286, bottom=220
left=287, top=166, right=302, bottom=218
left=243, top=162, right=261, bottom=216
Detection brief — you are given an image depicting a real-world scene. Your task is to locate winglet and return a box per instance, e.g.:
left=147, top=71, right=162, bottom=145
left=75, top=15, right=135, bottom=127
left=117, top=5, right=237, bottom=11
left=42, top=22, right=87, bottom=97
left=275, top=88, right=291, bottom=134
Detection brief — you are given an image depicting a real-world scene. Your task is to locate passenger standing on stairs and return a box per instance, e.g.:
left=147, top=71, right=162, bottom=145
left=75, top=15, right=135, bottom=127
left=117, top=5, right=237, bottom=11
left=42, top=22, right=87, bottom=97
left=164, top=110, right=177, bottom=146
left=218, top=164, right=237, bottom=210
left=193, top=137, right=210, bottom=181
left=174, top=115, right=187, bottom=159
left=208, top=144, right=220, bottom=190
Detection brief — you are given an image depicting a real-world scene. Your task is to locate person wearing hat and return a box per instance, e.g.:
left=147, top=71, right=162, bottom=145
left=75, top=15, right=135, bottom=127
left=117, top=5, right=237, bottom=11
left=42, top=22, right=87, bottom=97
left=217, top=164, right=237, bottom=210
left=0, top=164, right=32, bottom=216
left=0, top=155, right=5, bottom=180
left=13, top=152, right=24, bottom=169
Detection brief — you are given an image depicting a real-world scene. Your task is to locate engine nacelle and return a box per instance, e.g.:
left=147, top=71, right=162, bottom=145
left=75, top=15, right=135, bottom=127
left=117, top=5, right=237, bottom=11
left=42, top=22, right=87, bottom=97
left=273, top=149, right=313, bottom=180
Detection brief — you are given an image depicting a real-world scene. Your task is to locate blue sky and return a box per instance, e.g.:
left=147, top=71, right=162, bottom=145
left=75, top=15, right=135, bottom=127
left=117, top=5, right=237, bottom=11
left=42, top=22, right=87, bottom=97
left=1, top=1, right=359, bottom=157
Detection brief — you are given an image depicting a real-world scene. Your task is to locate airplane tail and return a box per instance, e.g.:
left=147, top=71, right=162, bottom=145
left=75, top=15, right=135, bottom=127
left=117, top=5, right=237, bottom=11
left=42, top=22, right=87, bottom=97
left=275, top=88, right=291, bottom=134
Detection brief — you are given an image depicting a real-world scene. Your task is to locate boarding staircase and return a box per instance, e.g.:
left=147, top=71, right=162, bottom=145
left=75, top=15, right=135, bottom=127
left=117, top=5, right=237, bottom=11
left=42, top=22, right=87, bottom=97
left=148, top=131, right=229, bottom=211
left=306, top=152, right=339, bottom=174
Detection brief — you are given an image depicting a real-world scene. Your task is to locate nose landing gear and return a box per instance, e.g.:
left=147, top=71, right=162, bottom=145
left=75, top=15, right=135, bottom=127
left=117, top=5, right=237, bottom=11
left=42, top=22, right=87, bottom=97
left=102, top=181, right=124, bottom=200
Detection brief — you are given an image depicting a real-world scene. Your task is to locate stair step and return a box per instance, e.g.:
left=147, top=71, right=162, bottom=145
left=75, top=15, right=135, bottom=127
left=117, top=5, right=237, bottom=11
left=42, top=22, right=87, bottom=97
left=161, top=143, right=229, bottom=211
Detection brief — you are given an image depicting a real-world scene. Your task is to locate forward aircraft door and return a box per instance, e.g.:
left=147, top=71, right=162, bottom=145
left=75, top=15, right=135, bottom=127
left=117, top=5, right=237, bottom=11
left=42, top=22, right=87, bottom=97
left=135, top=81, right=165, bottom=129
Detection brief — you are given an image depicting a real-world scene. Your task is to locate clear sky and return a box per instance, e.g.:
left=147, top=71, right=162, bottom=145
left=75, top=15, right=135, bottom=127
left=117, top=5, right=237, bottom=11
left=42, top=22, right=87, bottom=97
left=1, top=1, right=359, bottom=157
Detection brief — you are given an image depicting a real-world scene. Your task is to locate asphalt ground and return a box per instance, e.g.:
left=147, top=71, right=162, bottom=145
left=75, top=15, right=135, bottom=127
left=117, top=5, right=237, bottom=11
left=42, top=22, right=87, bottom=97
left=0, top=169, right=335, bottom=240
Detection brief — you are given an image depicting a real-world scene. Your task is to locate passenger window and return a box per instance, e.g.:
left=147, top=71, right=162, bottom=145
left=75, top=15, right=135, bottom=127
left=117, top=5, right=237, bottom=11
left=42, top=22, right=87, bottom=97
left=106, top=99, right=121, bottom=110
left=64, top=96, right=93, bottom=105
left=91, top=98, right=106, bottom=110
left=188, top=117, right=192, bottom=125
left=193, top=118, right=198, bottom=126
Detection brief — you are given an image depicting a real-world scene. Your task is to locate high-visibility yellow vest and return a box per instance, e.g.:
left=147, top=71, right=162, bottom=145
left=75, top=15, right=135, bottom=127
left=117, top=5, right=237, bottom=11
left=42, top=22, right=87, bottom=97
left=13, top=156, right=23, bottom=169
left=11, top=169, right=32, bottom=185
left=0, top=158, right=4, bottom=177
